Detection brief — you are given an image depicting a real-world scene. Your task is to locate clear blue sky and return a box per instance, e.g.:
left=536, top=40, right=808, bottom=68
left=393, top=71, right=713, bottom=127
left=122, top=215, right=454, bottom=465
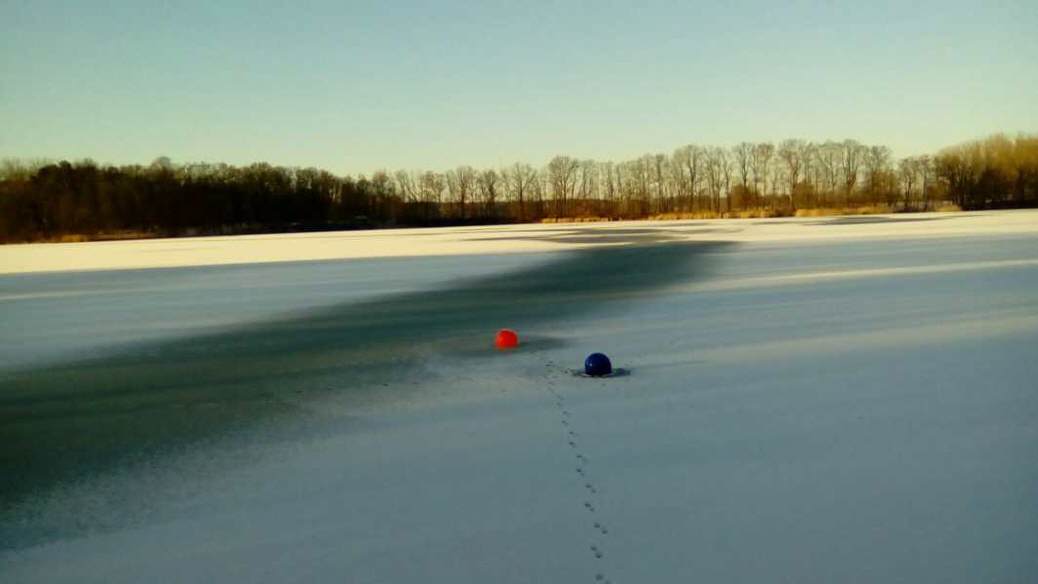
left=2, top=0, right=1035, bottom=174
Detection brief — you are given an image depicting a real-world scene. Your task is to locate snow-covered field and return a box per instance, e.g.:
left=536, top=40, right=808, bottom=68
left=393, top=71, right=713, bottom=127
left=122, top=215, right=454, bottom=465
left=2, top=209, right=1038, bottom=275
left=2, top=210, right=1037, bottom=582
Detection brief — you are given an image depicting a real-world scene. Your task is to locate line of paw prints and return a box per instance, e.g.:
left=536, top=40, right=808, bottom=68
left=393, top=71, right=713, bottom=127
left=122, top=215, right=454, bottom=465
left=544, top=359, right=614, bottom=584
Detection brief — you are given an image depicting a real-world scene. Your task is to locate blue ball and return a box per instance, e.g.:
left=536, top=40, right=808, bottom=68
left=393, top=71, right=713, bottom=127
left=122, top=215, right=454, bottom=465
left=584, top=352, right=612, bottom=377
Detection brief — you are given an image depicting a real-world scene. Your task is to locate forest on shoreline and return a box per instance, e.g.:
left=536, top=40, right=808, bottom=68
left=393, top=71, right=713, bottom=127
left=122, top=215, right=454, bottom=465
left=1, top=133, right=1035, bottom=243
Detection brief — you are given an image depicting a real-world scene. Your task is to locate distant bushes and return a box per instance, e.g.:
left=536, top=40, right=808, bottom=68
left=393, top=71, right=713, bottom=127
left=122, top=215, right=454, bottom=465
left=0, top=160, right=402, bottom=243
left=935, top=134, right=1038, bottom=210
left=1, top=133, right=1035, bottom=243
left=794, top=206, right=893, bottom=217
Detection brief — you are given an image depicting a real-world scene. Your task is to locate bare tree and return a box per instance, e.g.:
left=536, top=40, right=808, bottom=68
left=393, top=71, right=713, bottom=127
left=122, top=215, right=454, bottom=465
left=866, top=145, right=892, bottom=202
left=673, top=145, right=703, bottom=211
left=704, top=148, right=726, bottom=214
left=418, top=171, right=444, bottom=220
left=578, top=159, right=598, bottom=213
left=841, top=139, right=867, bottom=202
left=720, top=149, right=733, bottom=213
left=898, top=157, right=918, bottom=210
left=446, top=166, right=476, bottom=219
left=477, top=169, right=500, bottom=218
left=394, top=170, right=418, bottom=204
left=816, top=141, right=841, bottom=205
left=733, top=143, right=752, bottom=189
left=778, top=139, right=810, bottom=208
left=647, top=154, right=666, bottom=213
left=918, top=155, right=933, bottom=210
left=419, top=171, right=444, bottom=205
left=505, top=163, right=536, bottom=221
left=546, top=155, right=579, bottom=217
left=750, top=142, right=775, bottom=207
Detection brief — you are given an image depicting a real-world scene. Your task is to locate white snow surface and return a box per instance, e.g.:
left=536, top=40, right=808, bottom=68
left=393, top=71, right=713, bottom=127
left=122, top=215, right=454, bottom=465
left=2, top=210, right=1038, bottom=582
left=2, top=209, right=1037, bottom=275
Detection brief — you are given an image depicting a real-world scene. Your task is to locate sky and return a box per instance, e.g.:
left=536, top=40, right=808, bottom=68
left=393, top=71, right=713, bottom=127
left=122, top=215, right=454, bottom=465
left=1, top=0, right=1036, bottom=175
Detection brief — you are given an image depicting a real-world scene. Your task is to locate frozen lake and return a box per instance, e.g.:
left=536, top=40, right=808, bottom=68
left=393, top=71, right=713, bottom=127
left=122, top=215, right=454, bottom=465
left=2, top=211, right=1037, bottom=582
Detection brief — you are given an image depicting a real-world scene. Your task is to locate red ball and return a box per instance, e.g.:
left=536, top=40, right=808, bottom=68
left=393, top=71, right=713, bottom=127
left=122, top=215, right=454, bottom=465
left=495, top=329, right=519, bottom=350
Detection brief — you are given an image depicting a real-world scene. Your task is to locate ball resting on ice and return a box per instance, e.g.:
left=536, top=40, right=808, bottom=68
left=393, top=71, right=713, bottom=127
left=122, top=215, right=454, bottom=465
left=495, top=328, right=519, bottom=350
left=584, top=352, right=612, bottom=377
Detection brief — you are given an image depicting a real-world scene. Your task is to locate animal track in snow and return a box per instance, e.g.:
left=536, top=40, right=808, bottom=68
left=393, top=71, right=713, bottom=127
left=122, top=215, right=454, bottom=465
left=537, top=355, right=614, bottom=583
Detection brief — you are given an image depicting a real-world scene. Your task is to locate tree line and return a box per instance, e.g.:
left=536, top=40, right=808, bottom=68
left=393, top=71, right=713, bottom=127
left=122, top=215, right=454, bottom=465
left=1, top=133, right=1035, bottom=243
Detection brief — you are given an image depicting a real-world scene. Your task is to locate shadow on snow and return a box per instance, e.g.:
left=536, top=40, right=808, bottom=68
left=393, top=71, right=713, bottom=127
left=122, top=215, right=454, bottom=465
left=0, top=239, right=729, bottom=548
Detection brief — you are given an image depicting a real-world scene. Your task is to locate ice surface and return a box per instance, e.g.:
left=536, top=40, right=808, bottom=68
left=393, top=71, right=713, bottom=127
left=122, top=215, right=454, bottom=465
left=2, top=211, right=1037, bottom=582
left=2, top=209, right=1037, bottom=275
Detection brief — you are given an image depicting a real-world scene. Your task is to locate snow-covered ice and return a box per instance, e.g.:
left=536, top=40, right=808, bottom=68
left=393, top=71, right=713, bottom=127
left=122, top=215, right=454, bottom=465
left=2, top=209, right=1037, bottom=275
left=2, top=211, right=1037, bottom=582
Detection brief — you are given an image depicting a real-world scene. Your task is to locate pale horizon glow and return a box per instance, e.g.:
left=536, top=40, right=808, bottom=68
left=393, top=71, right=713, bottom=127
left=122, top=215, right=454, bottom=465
left=2, top=0, right=1036, bottom=175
